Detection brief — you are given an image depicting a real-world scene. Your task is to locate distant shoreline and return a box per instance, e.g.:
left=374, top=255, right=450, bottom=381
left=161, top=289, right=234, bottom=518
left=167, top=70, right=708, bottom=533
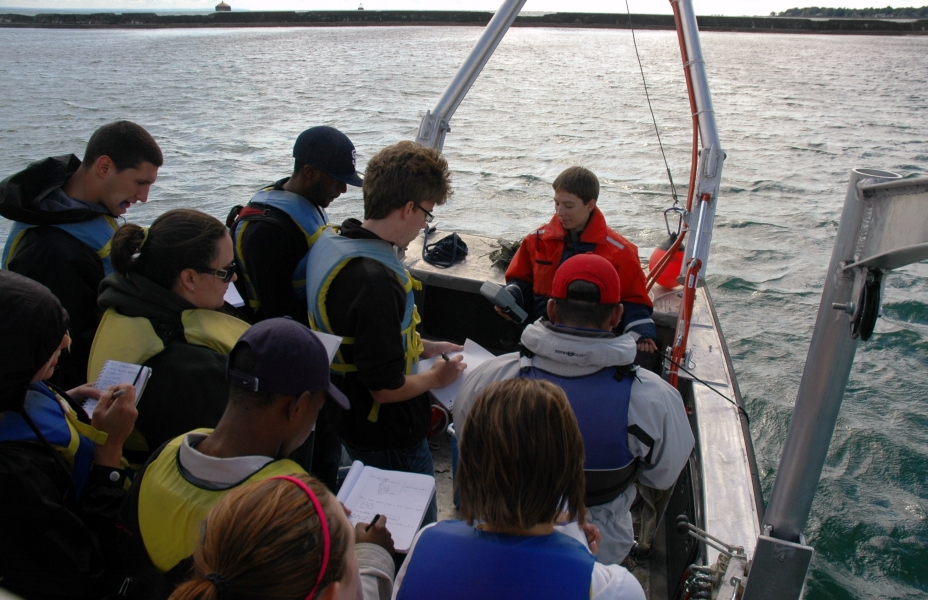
left=1, top=10, right=927, bottom=35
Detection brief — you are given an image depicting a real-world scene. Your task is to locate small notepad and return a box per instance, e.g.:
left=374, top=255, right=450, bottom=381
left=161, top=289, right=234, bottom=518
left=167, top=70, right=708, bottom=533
left=336, top=461, right=436, bottom=553
left=83, top=360, right=151, bottom=417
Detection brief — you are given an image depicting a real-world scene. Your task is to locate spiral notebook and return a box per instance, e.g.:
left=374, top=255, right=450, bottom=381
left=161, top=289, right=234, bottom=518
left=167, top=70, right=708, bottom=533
left=336, top=460, right=436, bottom=553
left=82, top=360, right=151, bottom=417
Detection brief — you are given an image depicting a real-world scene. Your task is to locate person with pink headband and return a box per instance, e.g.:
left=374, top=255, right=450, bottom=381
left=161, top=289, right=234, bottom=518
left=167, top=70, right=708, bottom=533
left=169, top=473, right=393, bottom=600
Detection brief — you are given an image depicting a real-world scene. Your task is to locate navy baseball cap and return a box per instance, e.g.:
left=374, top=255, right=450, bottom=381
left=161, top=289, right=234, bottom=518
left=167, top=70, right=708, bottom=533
left=227, top=318, right=350, bottom=409
left=293, top=126, right=363, bottom=187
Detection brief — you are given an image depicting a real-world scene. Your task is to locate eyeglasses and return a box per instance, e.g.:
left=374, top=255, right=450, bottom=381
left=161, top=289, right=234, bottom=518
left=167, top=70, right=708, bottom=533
left=414, top=203, right=434, bottom=224
left=197, top=261, right=236, bottom=283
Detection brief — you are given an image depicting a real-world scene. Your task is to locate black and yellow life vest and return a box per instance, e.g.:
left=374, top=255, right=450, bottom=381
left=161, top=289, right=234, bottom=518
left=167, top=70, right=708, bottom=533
left=135, top=429, right=306, bottom=573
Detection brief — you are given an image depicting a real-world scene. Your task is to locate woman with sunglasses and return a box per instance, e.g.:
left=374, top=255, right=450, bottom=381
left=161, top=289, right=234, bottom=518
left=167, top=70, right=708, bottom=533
left=89, top=208, right=250, bottom=461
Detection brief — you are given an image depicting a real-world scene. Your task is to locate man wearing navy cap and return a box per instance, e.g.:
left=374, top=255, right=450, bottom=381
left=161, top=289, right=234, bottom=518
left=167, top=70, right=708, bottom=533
left=117, top=318, right=396, bottom=594
left=229, top=125, right=363, bottom=325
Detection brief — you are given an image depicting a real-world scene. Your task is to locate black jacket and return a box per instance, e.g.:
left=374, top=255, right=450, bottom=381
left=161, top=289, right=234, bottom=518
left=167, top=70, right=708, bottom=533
left=95, top=273, right=244, bottom=461
left=0, top=389, right=128, bottom=600
left=0, top=155, right=109, bottom=389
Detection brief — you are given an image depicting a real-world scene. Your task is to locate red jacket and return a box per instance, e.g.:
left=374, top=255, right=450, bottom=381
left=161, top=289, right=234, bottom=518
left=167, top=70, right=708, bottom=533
left=506, top=207, right=652, bottom=308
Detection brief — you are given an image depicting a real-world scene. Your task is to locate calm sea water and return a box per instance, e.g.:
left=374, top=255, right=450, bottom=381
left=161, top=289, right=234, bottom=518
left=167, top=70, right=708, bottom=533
left=1, top=25, right=926, bottom=599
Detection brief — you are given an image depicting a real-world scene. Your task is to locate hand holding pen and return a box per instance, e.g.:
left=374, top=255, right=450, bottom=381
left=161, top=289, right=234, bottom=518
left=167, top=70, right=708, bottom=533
left=356, top=514, right=396, bottom=555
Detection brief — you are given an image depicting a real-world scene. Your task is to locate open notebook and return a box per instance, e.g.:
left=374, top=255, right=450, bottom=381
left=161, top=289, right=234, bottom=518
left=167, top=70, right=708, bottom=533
left=82, top=360, right=151, bottom=417
left=336, top=460, right=436, bottom=553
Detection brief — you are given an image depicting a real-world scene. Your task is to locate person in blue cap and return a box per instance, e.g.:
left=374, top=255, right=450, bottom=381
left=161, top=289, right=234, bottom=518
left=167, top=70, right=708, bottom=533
left=229, top=125, right=363, bottom=326
left=115, top=318, right=396, bottom=599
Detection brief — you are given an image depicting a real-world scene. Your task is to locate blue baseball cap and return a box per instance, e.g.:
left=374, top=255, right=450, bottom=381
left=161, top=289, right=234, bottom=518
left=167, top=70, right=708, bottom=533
left=293, top=126, right=363, bottom=187
left=227, top=318, right=350, bottom=409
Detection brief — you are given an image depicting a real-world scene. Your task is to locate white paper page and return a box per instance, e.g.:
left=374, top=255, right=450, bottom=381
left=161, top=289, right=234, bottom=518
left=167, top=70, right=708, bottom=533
left=341, top=466, right=436, bottom=553
left=309, top=330, right=344, bottom=364
left=335, top=460, right=366, bottom=503
left=415, top=338, right=496, bottom=410
left=224, top=284, right=245, bottom=307
left=84, top=361, right=147, bottom=417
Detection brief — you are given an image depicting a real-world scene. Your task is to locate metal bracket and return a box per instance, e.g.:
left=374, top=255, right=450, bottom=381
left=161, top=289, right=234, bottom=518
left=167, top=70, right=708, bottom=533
left=741, top=535, right=814, bottom=600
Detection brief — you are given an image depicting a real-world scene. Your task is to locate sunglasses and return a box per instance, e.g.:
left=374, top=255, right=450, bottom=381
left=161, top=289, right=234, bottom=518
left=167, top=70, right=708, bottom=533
left=197, top=261, right=236, bottom=283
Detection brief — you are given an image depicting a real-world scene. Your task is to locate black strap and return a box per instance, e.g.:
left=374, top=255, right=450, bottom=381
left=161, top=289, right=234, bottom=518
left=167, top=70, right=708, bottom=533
left=422, top=228, right=468, bottom=268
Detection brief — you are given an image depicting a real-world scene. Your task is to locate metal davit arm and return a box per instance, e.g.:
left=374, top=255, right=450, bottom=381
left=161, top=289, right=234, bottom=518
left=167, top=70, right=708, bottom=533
left=414, top=0, right=528, bottom=152
left=742, top=172, right=928, bottom=600
left=667, top=0, right=725, bottom=388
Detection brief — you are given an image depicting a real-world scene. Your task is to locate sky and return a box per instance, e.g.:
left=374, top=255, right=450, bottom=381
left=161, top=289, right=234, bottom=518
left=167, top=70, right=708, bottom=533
left=3, top=1, right=927, bottom=16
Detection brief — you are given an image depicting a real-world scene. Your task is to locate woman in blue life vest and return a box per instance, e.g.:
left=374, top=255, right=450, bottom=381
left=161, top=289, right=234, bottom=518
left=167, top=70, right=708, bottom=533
left=89, top=209, right=250, bottom=462
left=0, top=270, right=139, bottom=600
left=168, top=474, right=395, bottom=600
left=394, top=379, right=646, bottom=600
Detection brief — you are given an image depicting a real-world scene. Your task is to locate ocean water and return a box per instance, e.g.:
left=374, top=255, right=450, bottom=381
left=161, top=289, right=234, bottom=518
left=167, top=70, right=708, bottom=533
left=1, top=25, right=926, bottom=598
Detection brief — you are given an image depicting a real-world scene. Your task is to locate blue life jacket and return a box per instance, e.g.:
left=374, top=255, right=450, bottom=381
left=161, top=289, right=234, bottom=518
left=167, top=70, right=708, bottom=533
left=521, top=365, right=638, bottom=505
left=305, top=228, right=423, bottom=423
left=397, top=521, right=594, bottom=600
left=231, top=188, right=329, bottom=310
left=0, top=383, right=101, bottom=498
left=2, top=215, right=118, bottom=275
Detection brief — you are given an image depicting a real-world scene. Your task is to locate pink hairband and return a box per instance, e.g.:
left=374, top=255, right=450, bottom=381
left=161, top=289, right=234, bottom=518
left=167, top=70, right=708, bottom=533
left=272, top=476, right=331, bottom=600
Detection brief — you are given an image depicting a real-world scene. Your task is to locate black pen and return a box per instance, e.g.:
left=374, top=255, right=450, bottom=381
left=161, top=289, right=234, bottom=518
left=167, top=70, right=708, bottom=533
left=441, top=353, right=449, bottom=362
left=366, top=514, right=381, bottom=531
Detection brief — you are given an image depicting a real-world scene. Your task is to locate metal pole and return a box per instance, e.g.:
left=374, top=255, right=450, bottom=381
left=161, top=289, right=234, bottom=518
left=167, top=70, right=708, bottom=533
left=675, top=0, right=723, bottom=283
left=763, top=168, right=902, bottom=542
left=415, top=0, right=527, bottom=151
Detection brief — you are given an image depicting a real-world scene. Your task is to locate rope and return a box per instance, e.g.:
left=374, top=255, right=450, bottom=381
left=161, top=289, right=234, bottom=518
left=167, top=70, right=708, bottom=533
left=625, top=1, right=679, bottom=205
left=663, top=354, right=750, bottom=424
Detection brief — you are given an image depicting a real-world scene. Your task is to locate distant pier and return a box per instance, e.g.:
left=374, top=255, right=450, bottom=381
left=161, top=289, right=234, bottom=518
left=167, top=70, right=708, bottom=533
left=0, top=10, right=926, bottom=35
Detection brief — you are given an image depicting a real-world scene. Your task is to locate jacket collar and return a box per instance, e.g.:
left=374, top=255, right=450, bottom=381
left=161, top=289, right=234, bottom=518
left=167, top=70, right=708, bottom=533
left=520, top=319, right=638, bottom=371
left=539, top=206, right=609, bottom=243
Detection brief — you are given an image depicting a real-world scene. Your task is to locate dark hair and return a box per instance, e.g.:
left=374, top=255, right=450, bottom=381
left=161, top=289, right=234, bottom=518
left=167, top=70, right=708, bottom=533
left=82, top=120, right=163, bottom=171
left=458, top=379, right=587, bottom=530
left=0, top=271, right=69, bottom=412
left=169, top=475, right=349, bottom=600
left=553, top=280, right=617, bottom=329
left=111, top=209, right=228, bottom=290
left=362, top=141, right=452, bottom=220
left=552, top=166, right=599, bottom=203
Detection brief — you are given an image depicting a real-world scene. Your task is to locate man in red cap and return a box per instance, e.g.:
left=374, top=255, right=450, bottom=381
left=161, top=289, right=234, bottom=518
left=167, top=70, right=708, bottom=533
left=453, top=253, right=694, bottom=565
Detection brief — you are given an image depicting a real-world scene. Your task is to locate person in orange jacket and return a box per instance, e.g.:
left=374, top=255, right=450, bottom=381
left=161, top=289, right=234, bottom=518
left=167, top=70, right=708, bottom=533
left=504, top=166, right=657, bottom=351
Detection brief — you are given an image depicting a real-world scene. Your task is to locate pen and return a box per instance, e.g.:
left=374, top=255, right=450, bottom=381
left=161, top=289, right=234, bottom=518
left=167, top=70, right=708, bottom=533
left=441, top=353, right=449, bottom=362
left=111, top=389, right=126, bottom=399
left=366, top=514, right=381, bottom=531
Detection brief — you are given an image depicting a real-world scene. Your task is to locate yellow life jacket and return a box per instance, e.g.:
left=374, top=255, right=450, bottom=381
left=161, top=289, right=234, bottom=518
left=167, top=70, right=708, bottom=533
left=87, top=308, right=250, bottom=383
left=305, top=229, right=424, bottom=423
left=137, top=429, right=306, bottom=573
left=86, top=308, right=249, bottom=453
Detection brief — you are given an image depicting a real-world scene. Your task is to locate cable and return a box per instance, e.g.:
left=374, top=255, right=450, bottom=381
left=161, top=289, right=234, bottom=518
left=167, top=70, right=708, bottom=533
left=625, top=0, right=679, bottom=205
left=663, top=354, right=750, bottom=424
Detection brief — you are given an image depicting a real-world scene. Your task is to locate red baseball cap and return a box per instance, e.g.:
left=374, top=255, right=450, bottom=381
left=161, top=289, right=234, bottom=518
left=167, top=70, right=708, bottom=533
left=551, top=254, right=621, bottom=304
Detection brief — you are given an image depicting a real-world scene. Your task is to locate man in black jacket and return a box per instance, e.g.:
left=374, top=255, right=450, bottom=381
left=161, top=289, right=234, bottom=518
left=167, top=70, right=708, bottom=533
left=0, top=121, right=163, bottom=389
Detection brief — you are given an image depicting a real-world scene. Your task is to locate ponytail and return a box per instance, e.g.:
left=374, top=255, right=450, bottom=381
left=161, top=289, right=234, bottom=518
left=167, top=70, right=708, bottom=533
left=111, top=223, right=147, bottom=276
